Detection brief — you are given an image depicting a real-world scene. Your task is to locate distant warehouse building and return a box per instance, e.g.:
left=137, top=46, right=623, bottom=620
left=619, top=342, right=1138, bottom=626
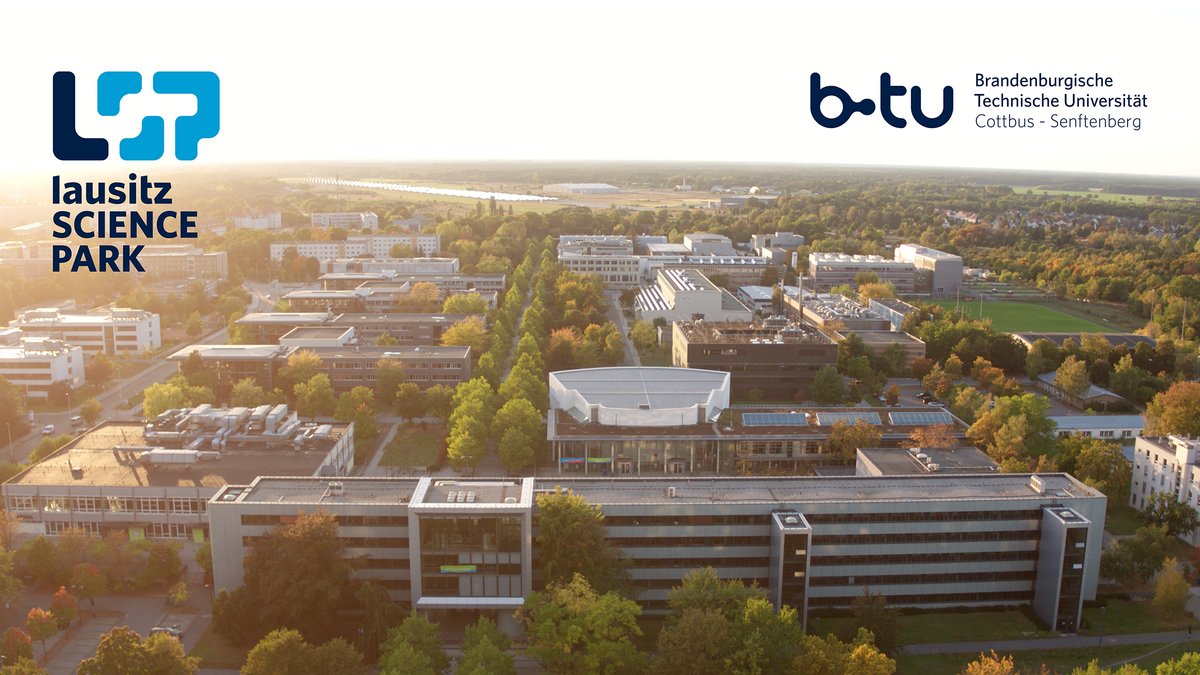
left=634, top=269, right=754, bottom=324
left=672, top=318, right=836, bottom=401
left=542, top=183, right=620, bottom=195
left=310, top=212, right=379, bottom=230
left=894, top=244, right=963, bottom=298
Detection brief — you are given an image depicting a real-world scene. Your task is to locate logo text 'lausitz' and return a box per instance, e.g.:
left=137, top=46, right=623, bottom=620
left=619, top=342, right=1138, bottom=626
left=52, top=71, right=220, bottom=161
left=810, top=73, right=953, bottom=128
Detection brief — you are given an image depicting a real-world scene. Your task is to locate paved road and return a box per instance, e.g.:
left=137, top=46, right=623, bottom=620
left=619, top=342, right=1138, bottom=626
left=605, top=290, right=639, bottom=367
left=903, top=630, right=1200, bottom=655
left=5, top=289, right=273, bottom=465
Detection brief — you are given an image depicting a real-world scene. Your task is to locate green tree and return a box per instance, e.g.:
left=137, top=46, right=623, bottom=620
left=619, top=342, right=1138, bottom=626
left=78, top=626, right=199, bottom=675
left=628, top=320, right=658, bottom=351
left=356, top=582, right=402, bottom=662
left=827, top=420, right=883, bottom=461
left=1101, top=544, right=1137, bottom=589
left=423, top=385, right=454, bottom=421
left=294, top=373, right=336, bottom=419
left=1025, top=338, right=1062, bottom=377
left=229, top=378, right=267, bottom=408
left=185, top=312, right=203, bottom=337
left=497, top=427, right=534, bottom=473
left=1145, top=492, right=1200, bottom=538
left=441, top=316, right=488, bottom=355
left=811, top=365, right=848, bottom=404
left=1153, top=557, right=1190, bottom=620
left=655, top=607, right=732, bottom=675
left=1146, top=382, right=1200, bottom=436
left=520, top=573, right=644, bottom=675
left=1158, top=653, right=1200, bottom=675
left=24, top=608, right=56, bottom=658
left=213, top=513, right=351, bottom=645
left=846, top=591, right=900, bottom=655
left=535, top=489, right=627, bottom=593
left=279, top=350, right=322, bottom=394
left=79, top=398, right=104, bottom=426
left=70, top=563, right=106, bottom=614
left=1073, top=439, right=1133, bottom=507
left=394, top=382, right=425, bottom=422
left=446, top=425, right=486, bottom=472
left=667, top=567, right=765, bottom=620
left=792, top=628, right=895, bottom=675
left=459, top=617, right=514, bottom=675
left=442, top=293, right=489, bottom=315
left=961, top=651, right=1018, bottom=675
left=241, top=629, right=363, bottom=675
left=726, top=597, right=805, bottom=674
left=1125, top=525, right=1173, bottom=583
left=143, top=382, right=188, bottom=419
left=967, top=393, right=1055, bottom=460
left=378, top=642, right=436, bottom=675
left=375, top=359, right=406, bottom=406
left=335, top=386, right=376, bottom=421
left=380, top=612, right=447, bottom=674
left=1054, top=356, right=1090, bottom=398
left=85, top=353, right=116, bottom=387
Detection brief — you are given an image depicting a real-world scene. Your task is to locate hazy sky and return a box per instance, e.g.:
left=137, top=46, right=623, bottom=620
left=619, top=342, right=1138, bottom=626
left=1, top=1, right=1197, bottom=177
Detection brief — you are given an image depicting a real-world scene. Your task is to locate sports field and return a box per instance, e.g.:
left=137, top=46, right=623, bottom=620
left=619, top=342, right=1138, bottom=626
left=932, top=300, right=1110, bottom=333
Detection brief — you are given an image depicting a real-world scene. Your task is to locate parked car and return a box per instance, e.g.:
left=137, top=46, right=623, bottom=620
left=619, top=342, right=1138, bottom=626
left=150, top=624, right=183, bottom=639
left=69, top=415, right=83, bottom=427
left=40, top=424, right=55, bottom=436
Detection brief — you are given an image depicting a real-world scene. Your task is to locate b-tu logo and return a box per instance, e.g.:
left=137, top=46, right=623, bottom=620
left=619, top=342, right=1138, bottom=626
left=809, top=72, right=953, bottom=128
left=53, top=70, right=220, bottom=161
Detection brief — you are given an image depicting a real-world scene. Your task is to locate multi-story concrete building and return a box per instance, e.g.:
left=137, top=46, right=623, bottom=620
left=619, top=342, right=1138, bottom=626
left=869, top=297, right=921, bottom=332
left=634, top=269, right=754, bottom=324
left=0, top=338, right=85, bottom=398
left=1050, top=415, right=1144, bottom=442
left=10, top=307, right=161, bottom=355
left=319, top=258, right=460, bottom=275
left=683, top=233, right=736, bottom=256
left=1130, top=436, right=1200, bottom=544
left=672, top=318, right=836, bottom=401
left=235, top=312, right=474, bottom=344
left=231, top=212, right=282, bottom=230
left=855, top=446, right=998, bottom=477
left=809, top=253, right=915, bottom=294
left=649, top=256, right=779, bottom=287
left=751, top=232, right=805, bottom=254
left=800, top=294, right=894, bottom=331
left=0, top=245, right=227, bottom=281
left=546, top=367, right=969, bottom=476
left=318, top=272, right=505, bottom=296
left=829, top=330, right=927, bottom=367
left=557, top=235, right=633, bottom=256
left=557, top=253, right=643, bottom=289
left=894, top=244, right=963, bottom=298
left=2, top=405, right=354, bottom=540
left=310, top=212, right=379, bottom=230
left=167, top=343, right=471, bottom=392
left=208, top=473, right=1105, bottom=634
left=269, top=235, right=441, bottom=262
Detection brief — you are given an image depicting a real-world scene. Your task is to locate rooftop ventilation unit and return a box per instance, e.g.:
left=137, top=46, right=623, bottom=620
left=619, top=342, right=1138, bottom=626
left=328, top=481, right=344, bottom=496
left=446, top=491, right=457, bottom=503
left=666, top=486, right=677, bottom=498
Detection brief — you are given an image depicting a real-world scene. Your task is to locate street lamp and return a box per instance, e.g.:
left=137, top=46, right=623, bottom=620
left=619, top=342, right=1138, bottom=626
left=5, top=422, right=11, bottom=463
left=1099, top=605, right=1106, bottom=646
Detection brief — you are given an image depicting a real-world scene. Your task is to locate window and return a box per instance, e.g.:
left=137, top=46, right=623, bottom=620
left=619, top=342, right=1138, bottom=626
left=137, top=497, right=165, bottom=514
left=73, top=497, right=101, bottom=513
left=8, top=496, right=36, bottom=512
left=168, top=498, right=200, bottom=514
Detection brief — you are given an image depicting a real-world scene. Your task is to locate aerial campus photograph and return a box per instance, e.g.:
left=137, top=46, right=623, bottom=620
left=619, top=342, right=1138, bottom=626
left=2, top=2, right=1200, bottom=675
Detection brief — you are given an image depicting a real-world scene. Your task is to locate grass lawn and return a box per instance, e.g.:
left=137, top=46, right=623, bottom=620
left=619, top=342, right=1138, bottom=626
left=1010, top=187, right=1196, bottom=204
left=638, top=347, right=672, bottom=367
left=379, top=425, right=444, bottom=467
left=896, top=640, right=1200, bottom=675
left=931, top=300, right=1109, bottom=333
left=1105, top=504, right=1146, bottom=536
left=810, top=610, right=1049, bottom=646
left=189, top=625, right=249, bottom=670
left=1083, top=598, right=1193, bottom=635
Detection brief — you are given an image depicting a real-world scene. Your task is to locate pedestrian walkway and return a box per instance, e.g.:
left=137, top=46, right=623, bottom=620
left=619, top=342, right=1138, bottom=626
left=904, top=630, right=1200, bottom=655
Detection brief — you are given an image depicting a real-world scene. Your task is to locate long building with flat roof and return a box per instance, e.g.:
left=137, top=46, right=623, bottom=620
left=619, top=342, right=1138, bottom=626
left=809, top=253, right=915, bottom=294
left=547, top=367, right=969, bottom=476
left=208, top=473, right=1105, bottom=634
left=234, top=312, right=475, bottom=343
left=894, top=243, right=963, bottom=298
left=9, top=307, right=161, bottom=355
left=2, top=406, right=354, bottom=541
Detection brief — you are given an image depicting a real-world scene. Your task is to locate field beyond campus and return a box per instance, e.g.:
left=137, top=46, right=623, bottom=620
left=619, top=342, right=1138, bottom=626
left=932, top=300, right=1112, bottom=333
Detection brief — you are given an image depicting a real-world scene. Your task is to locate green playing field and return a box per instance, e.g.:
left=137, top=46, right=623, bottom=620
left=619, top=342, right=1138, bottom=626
left=931, top=300, right=1111, bottom=333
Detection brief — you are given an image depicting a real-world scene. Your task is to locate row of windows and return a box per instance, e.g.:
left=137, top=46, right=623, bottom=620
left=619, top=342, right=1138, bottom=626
left=810, top=550, right=1038, bottom=567
left=242, top=536, right=408, bottom=548
left=809, top=569, right=1036, bottom=587
left=241, top=514, right=407, bottom=527
left=630, top=577, right=770, bottom=590
left=10, top=496, right=206, bottom=515
left=803, top=509, right=1043, bottom=525
left=628, top=556, right=766, bottom=569
left=609, top=536, right=771, bottom=548
left=811, top=530, right=1040, bottom=546
left=807, top=590, right=1032, bottom=608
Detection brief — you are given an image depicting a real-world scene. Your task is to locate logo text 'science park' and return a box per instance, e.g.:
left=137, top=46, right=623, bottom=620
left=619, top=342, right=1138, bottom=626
left=49, top=70, right=219, bottom=273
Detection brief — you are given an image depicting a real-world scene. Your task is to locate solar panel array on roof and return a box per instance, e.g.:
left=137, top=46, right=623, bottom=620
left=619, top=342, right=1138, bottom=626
left=742, top=413, right=808, bottom=427
left=815, top=411, right=881, bottom=426
left=888, top=411, right=955, bottom=426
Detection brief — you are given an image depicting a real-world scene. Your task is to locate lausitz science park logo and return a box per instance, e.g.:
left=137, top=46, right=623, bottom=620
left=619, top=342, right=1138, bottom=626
left=52, top=70, right=220, bottom=161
